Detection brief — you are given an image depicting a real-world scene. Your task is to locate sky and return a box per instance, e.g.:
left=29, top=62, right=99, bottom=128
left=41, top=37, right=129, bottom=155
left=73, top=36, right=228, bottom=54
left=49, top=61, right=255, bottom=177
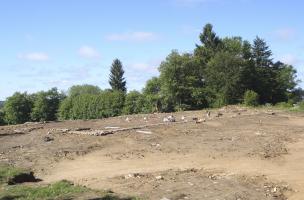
left=0, top=0, right=303, bottom=100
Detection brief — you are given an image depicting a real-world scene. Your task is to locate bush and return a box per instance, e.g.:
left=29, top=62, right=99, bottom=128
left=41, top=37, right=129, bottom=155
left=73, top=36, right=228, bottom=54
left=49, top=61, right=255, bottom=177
left=58, top=97, right=72, bottom=120
left=31, top=88, right=65, bottom=122
left=297, top=101, right=304, bottom=111
left=275, top=102, right=293, bottom=109
left=243, top=90, right=259, bottom=107
left=123, top=91, right=144, bottom=114
left=59, top=91, right=125, bottom=120
left=3, top=92, right=33, bottom=124
left=212, top=93, right=228, bottom=108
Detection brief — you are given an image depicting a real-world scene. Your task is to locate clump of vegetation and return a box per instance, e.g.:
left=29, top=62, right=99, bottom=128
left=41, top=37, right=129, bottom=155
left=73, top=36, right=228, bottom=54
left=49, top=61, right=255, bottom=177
left=298, top=101, right=304, bottom=110
left=31, top=88, right=65, bottom=122
left=275, top=102, right=293, bottom=109
left=0, top=165, right=28, bottom=185
left=3, top=92, right=33, bottom=125
left=0, top=165, right=138, bottom=200
left=59, top=90, right=125, bottom=120
left=244, top=90, right=259, bottom=107
left=0, top=180, right=88, bottom=200
left=123, top=91, right=145, bottom=115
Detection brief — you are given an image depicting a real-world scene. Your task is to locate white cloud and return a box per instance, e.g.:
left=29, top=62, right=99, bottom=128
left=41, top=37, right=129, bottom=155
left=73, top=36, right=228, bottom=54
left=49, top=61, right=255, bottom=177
left=18, top=52, right=49, bottom=61
left=78, top=46, right=101, bottom=59
left=106, top=32, right=158, bottom=42
left=273, top=28, right=296, bottom=41
left=279, top=54, right=301, bottom=65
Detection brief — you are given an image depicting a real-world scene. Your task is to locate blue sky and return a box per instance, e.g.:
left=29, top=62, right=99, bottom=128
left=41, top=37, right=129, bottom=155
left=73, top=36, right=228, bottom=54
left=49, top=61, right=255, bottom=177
left=1, top=0, right=303, bottom=100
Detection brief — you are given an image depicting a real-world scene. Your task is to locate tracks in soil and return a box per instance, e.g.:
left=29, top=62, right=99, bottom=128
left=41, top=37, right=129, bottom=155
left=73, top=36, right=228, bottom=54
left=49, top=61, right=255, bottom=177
left=42, top=139, right=304, bottom=200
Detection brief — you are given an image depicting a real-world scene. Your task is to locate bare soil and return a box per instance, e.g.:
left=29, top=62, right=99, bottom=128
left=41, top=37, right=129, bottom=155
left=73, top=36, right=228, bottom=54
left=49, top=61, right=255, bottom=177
left=1, top=106, right=304, bottom=199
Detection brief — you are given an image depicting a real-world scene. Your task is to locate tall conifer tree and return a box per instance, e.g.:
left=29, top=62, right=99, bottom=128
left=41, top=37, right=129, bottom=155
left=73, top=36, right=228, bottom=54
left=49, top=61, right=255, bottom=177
left=109, top=59, right=127, bottom=92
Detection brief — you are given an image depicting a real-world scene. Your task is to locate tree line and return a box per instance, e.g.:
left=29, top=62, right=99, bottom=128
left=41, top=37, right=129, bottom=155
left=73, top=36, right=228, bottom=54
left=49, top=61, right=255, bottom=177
left=0, top=24, right=303, bottom=125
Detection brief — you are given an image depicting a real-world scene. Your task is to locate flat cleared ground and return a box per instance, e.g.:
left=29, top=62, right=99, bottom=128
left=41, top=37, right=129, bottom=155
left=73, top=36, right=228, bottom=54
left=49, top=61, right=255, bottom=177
left=1, top=106, right=304, bottom=199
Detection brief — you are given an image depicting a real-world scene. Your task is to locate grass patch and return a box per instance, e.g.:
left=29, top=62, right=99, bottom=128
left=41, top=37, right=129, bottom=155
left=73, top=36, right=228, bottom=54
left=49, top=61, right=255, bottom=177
left=0, top=165, right=29, bottom=185
left=0, top=180, right=138, bottom=200
left=0, top=165, right=138, bottom=200
left=0, top=180, right=87, bottom=200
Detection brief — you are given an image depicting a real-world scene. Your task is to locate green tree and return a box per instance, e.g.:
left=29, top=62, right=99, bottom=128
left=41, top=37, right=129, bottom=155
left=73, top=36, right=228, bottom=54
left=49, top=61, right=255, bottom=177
left=3, top=92, right=33, bottom=124
left=206, top=51, right=245, bottom=106
left=252, top=36, right=272, bottom=67
left=204, top=37, right=250, bottom=106
left=68, top=84, right=101, bottom=97
left=142, top=77, right=162, bottom=113
left=109, top=59, right=127, bottom=92
left=31, top=88, right=65, bottom=121
left=58, top=97, right=74, bottom=120
left=195, top=23, right=222, bottom=65
left=158, top=51, right=205, bottom=111
left=102, top=90, right=125, bottom=117
left=271, top=61, right=298, bottom=103
left=251, top=37, right=274, bottom=103
left=123, top=91, right=144, bottom=114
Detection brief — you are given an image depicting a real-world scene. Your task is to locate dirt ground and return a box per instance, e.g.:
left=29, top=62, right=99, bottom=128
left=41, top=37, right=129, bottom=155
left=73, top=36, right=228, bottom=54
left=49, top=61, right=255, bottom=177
left=1, top=106, right=304, bottom=200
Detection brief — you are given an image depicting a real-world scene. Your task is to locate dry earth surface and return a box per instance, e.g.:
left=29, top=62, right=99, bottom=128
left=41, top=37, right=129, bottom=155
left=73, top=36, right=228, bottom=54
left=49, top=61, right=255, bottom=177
left=1, top=106, right=304, bottom=199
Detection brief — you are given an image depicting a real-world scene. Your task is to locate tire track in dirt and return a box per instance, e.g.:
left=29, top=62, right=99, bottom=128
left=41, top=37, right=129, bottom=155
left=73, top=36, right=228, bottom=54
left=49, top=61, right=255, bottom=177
left=42, top=139, right=304, bottom=200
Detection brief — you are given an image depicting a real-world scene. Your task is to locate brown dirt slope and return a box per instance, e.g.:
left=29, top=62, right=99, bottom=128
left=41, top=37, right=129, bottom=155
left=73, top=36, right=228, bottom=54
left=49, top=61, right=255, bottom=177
left=1, top=106, right=304, bottom=199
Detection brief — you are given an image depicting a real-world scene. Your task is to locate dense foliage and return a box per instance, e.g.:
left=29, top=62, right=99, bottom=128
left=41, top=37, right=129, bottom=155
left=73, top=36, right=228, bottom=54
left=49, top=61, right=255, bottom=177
left=3, top=92, right=33, bottom=124
left=0, top=24, right=303, bottom=125
left=143, top=24, right=301, bottom=111
left=123, top=91, right=145, bottom=114
left=59, top=90, right=125, bottom=120
left=68, top=84, right=101, bottom=97
left=31, top=88, right=65, bottom=122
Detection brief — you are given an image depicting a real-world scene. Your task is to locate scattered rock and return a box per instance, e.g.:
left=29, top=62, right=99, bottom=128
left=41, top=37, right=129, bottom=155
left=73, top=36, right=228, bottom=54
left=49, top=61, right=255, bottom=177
left=124, top=174, right=134, bottom=179
left=188, top=182, right=194, bottom=186
left=195, top=118, right=206, bottom=124
left=43, top=136, right=54, bottom=142
left=155, top=175, right=163, bottom=180
left=192, top=117, right=198, bottom=121
left=163, top=115, right=175, bottom=122
left=151, top=143, right=161, bottom=148
left=216, top=112, right=223, bottom=117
